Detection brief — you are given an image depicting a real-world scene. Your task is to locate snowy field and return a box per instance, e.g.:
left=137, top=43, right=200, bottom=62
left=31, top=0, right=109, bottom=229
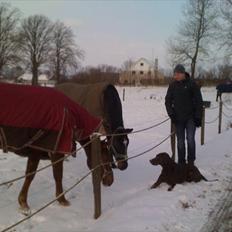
left=0, top=86, right=232, bottom=232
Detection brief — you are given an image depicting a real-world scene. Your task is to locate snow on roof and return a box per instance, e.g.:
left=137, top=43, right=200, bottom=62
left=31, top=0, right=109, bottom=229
left=18, top=73, right=32, bottom=80
left=133, top=57, right=155, bottom=68
left=38, top=74, right=48, bottom=81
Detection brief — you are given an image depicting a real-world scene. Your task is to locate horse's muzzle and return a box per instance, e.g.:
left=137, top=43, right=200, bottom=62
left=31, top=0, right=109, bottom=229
left=116, top=159, right=128, bottom=170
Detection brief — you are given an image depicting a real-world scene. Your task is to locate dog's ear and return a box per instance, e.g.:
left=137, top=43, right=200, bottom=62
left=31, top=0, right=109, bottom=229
left=159, top=152, right=172, bottom=166
left=155, top=153, right=163, bottom=164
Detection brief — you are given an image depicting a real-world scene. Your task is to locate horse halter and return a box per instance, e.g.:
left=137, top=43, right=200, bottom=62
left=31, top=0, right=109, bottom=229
left=107, top=133, right=128, bottom=161
left=102, top=120, right=128, bottom=161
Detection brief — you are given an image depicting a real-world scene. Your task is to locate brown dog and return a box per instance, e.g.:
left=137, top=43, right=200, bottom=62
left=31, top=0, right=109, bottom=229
left=149, top=152, right=208, bottom=191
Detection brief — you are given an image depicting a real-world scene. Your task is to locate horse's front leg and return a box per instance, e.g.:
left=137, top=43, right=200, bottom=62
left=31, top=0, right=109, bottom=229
left=18, top=155, right=40, bottom=213
left=51, top=153, right=70, bottom=206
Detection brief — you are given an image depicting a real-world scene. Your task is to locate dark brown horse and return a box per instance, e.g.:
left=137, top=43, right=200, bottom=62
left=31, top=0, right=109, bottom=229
left=0, top=83, right=113, bottom=214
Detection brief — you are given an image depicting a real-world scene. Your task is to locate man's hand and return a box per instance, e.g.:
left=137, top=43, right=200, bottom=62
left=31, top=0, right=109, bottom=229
left=194, top=118, right=201, bottom=127
left=170, top=114, right=177, bottom=124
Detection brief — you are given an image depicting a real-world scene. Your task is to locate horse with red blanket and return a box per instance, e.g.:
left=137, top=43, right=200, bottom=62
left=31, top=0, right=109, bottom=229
left=0, top=82, right=104, bottom=212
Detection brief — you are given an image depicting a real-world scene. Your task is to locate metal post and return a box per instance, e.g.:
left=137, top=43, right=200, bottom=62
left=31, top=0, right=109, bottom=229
left=170, top=121, right=176, bottom=161
left=91, top=133, right=101, bottom=219
left=201, top=106, right=205, bottom=145
left=218, top=100, right=223, bottom=134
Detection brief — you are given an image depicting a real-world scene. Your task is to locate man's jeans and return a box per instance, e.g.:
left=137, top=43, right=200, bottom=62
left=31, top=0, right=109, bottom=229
left=175, top=118, right=196, bottom=164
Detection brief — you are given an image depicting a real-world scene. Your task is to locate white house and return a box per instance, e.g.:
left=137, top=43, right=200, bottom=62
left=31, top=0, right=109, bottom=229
left=131, top=58, right=154, bottom=76
left=17, top=73, right=50, bottom=85
left=119, top=57, right=164, bottom=85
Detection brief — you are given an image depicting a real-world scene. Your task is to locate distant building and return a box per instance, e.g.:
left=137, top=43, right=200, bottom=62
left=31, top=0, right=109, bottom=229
left=17, top=73, right=53, bottom=86
left=119, top=57, right=164, bottom=85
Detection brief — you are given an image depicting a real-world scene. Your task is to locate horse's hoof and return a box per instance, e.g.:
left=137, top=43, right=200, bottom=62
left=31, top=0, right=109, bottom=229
left=18, top=206, right=31, bottom=216
left=59, top=200, right=70, bottom=207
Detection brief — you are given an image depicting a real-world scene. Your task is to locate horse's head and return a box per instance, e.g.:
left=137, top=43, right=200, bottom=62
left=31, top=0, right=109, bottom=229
left=108, top=127, right=133, bottom=170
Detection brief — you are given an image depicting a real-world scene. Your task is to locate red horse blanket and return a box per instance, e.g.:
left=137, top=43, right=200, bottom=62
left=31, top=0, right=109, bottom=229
left=0, top=83, right=101, bottom=154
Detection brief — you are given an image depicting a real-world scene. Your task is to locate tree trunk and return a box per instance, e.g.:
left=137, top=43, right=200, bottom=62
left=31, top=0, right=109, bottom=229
left=191, top=59, right=196, bottom=79
left=56, top=58, right=60, bottom=84
left=32, top=65, right=38, bottom=86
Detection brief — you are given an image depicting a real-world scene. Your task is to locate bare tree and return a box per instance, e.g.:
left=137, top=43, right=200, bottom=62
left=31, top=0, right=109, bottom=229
left=121, top=58, right=134, bottom=72
left=0, top=3, right=20, bottom=74
left=18, top=15, right=53, bottom=85
left=217, top=57, right=232, bottom=79
left=50, top=21, right=83, bottom=83
left=220, top=0, right=232, bottom=56
left=167, top=0, right=218, bottom=78
left=98, top=64, right=119, bottom=73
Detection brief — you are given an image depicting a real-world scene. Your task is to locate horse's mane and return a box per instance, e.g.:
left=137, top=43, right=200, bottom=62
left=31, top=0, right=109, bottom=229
left=56, top=82, right=124, bottom=133
left=103, top=85, right=124, bottom=132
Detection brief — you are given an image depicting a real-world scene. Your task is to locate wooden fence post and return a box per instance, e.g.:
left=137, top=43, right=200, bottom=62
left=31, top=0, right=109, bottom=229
left=170, top=121, right=176, bottom=161
left=91, top=133, right=101, bottom=219
left=201, top=106, right=205, bottom=145
left=218, top=100, right=223, bottom=134
left=123, top=88, right=125, bottom=101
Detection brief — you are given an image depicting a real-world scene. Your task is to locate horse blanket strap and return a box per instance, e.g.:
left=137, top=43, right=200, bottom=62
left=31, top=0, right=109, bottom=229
left=0, top=125, right=66, bottom=155
left=0, top=127, right=8, bottom=153
left=0, top=82, right=101, bottom=154
left=14, top=129, right=44, bottom=151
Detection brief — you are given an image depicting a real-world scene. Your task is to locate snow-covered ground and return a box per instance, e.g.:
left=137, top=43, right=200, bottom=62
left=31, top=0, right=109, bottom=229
left=0, top=86, right=232, bottom=232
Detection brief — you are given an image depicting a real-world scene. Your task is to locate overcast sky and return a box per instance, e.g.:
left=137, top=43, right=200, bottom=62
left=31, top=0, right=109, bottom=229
left=3, top=0, right=185, bottom=69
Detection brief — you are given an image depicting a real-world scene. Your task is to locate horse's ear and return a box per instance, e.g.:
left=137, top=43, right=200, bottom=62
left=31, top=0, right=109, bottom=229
left=125, top=128, right=133, bottom=134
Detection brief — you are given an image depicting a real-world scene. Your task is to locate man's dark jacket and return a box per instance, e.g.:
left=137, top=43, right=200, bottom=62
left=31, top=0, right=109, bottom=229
left=165, top=77, right=203, bottom=123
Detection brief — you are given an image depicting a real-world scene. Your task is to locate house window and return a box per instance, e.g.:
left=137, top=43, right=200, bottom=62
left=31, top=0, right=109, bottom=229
left=132, top=71, right=136, bottom=75
left=140, top=63, right=144, bottom=66
left=140, top=71, right=144, bottom=75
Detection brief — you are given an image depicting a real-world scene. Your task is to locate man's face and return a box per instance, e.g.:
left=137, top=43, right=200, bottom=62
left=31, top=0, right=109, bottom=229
left=174, top=72, right=185, bottom=81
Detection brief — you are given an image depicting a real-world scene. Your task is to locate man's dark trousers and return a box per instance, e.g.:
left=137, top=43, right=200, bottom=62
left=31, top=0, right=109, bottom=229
left=175, top=118, right=196, bottom=164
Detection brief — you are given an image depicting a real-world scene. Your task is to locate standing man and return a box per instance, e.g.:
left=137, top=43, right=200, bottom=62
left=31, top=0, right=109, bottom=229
left=165, top=64, right=203, bottom=166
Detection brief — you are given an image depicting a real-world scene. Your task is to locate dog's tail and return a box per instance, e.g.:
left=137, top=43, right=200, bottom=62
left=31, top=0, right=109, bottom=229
left=202, top=175, right=219, bottom=182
